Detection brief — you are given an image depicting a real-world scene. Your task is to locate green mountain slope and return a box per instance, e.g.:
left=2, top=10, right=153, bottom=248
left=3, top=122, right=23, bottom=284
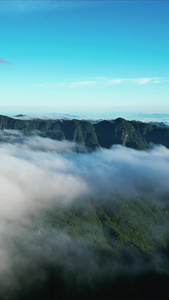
left=0, top=115, right=169, bottom=149
left=30, top=197, right=169, bottom=255
left=18, top=196, right=169, bottom=300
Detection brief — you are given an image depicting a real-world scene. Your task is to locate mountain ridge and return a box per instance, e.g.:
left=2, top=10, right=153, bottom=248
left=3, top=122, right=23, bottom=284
left=0, top=114, right=169, bottom=150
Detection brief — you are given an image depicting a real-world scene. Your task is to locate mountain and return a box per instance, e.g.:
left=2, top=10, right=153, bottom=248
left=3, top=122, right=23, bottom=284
left=149, top=121, right=169, bottom=128
left=0, top=115, right=169, bottom=150
left=13, top=196, right=169, bottom=300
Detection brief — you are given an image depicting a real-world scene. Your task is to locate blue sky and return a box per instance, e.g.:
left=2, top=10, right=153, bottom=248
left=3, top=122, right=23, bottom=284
left=0, top=1, right=169, bottom=115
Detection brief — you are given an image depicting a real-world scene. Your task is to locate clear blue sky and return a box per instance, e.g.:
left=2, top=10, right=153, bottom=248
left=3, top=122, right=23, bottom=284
left=0, top=1, right=169, bottom=114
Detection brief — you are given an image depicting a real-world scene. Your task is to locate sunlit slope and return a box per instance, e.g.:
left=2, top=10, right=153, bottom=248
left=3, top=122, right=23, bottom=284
left=1, top=115, right=169, bottom=149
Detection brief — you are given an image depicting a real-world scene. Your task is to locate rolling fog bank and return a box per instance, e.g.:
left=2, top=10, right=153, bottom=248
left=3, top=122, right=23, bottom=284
left=0, top=131, right=169, bottom=299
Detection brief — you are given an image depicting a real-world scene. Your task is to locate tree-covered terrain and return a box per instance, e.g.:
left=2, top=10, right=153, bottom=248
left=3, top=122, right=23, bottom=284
left=31, top=197, right=169, bottom=254
left=0, top=114, right=169, bottom=149
left=10, top=196, right=169, bottom=300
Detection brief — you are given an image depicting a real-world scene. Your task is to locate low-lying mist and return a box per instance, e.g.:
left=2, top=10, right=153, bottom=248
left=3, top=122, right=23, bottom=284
left=0, top=130, right=169, bottom=299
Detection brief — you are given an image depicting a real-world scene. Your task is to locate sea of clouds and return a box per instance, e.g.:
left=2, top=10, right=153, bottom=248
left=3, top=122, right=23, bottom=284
left=0, top=130, right=169, bottom=298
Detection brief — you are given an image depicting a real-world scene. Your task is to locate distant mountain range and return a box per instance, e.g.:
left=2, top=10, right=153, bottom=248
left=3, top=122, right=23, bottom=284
left=7, top=111, right=169, bottom=125
left=0, top=114, right=169, bottom=150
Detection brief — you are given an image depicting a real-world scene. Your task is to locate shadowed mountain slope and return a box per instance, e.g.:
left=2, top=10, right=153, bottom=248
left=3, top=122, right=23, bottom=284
left=0, top=115, right=169, bottom=149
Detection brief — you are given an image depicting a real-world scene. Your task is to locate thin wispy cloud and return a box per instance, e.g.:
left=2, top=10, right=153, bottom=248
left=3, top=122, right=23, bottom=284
left=33, top=81, right=98, bottom=89
left=33, top=77, right=169, bottom=89
left=106, top=79, right=123, bottom=85
left=0, top=1, right=60, bottom=13
left=153, top=80, right=161, bottom=83
left=0, top=1, right=87, bottom=14
left=0, top=58, right=11, bottom=65
left=106, top=77, right=161, bottom=86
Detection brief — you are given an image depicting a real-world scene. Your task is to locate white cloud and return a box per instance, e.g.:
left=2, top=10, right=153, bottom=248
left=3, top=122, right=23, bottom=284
left=106, top=79, right=123, bottom=85
left=134, top=78, right=152, bottom=84
left=107, top=77, right=156, bottom=85
left=33, top=80, right=98, bottom=89
left=68, top=80, right=98, bottom=88
left=33, top=77, right=169, bottom=89
left=153, top=80, right=161, bottom=83
left=0, top=134, right=169, bottom=297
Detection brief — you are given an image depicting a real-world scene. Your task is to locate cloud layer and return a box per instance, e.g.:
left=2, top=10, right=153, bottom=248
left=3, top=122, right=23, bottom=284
left=0, top=132, right=169, bottom=298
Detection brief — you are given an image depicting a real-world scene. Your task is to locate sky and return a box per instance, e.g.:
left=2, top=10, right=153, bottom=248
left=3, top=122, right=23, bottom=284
left=0, top=0, right=169, bottom=115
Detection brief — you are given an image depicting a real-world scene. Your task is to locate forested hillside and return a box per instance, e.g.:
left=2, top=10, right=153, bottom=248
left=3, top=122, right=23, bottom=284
left=0, top=115, right=169, bottom=149
left=14, top=196, right=169, bottom=300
